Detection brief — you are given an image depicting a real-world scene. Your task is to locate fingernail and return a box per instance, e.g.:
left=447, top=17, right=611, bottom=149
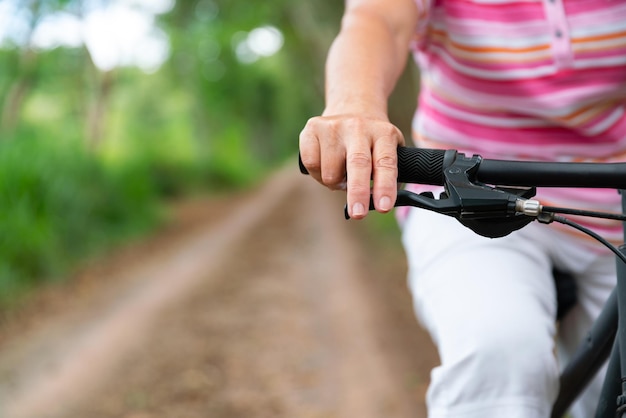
left=379, top=196, right=392, bottom=211
left=352, top=203, right=366, bottom=217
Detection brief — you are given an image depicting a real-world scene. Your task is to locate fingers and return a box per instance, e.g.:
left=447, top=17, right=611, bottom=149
left=345, top=141, right=372, bottom=219
left=371, top=127, right=404, bottom=214
left=345, top=123, right=404, bottom=218
left=299, top=115, right=404, bottom=219
left=321, top=140, right=348, bottom=190
left=299, top=123, right=322, bottom=183
left=300, top=118, right=347, bottom=190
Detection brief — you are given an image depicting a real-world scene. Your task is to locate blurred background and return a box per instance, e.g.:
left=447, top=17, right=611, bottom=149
left=0, top=3, right=435, bottom=416
left=0, top=0, right=416, bottom=310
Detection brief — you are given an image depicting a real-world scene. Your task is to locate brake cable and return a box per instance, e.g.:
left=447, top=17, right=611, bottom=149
left=550, top=215, right=626, bottom=265
left=541, top=206, right=626, bottom=222
left=512, top=197, right=626, bottom=263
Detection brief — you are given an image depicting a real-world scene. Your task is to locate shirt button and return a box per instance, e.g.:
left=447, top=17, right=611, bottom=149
left=555, top=29, right=563, bottom=38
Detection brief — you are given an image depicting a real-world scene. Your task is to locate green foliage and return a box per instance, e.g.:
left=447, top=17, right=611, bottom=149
left=0, top=130, right=263, bottom=308
left=0, top=0, right=350, bottom=309
left=0, top=137, right=161, bottom=306
left=162, top=0, right=335, bottom=165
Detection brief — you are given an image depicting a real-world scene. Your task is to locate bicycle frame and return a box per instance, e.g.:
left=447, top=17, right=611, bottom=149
left=550, top=193, right=625, bottom=417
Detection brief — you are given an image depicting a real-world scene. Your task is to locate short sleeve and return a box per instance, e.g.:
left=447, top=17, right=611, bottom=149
left=413, top=0, right=432, bottom=16
left=412, top=0, right=433, bottom=48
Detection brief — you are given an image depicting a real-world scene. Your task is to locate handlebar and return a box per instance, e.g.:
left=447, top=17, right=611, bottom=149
left=298, top=146, right=626, bottom=237
left=299, top=146, right=626, bottom=189
left=396, top=147, right=626, bottom=189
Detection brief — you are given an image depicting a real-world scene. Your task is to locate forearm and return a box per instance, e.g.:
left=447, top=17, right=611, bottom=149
left=299, top=0, right=419, bottom=218
left=323, top=6, right=415, bottom=120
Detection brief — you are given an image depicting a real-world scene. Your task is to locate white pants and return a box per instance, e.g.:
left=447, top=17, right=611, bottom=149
left=402, top=208, right=616, bottom=418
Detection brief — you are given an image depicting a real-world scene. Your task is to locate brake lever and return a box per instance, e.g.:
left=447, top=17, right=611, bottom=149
left=345, top=152, right=536, bottom=225
left=344, top=189, right=462, bottom=220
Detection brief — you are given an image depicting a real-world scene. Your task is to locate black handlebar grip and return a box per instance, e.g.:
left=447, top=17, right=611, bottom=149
left=397, top=147, right=455, bottom=186
left=300, top=147, right=455, bottom=185
left=298, top=152, right=309, bottom=174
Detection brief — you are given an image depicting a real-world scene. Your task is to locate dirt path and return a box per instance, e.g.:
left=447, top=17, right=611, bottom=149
left=0, top=165, right=438, bottom=418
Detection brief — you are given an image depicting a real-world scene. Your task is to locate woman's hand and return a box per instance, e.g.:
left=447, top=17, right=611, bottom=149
left=299, top=113, right=405, bottom=219
left=298, top=0, right=418, bottom=219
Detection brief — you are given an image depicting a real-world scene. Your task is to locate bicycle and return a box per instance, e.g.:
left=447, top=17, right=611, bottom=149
left=299, top=146, right=626, bottom=418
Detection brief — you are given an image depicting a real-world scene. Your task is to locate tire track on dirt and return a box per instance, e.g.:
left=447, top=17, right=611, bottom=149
left=0, top=166, right=301, bottom=418
left=0, top=164, right=437, bottom=418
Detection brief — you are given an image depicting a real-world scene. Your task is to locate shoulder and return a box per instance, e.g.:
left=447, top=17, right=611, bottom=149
left=344, top=0, right=422, bottom=35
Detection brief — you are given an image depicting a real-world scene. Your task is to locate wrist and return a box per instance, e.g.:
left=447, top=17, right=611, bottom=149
left=322, top=102, right=388, bottom=121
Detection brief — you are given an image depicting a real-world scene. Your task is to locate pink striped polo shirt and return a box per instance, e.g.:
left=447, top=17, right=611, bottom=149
left=402, top=0, right=626, bottom=249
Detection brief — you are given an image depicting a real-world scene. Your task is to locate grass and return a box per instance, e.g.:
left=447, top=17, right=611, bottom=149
left=0, top=137, right=161, bottom=307
left=0, top=135, right=262, bottom=310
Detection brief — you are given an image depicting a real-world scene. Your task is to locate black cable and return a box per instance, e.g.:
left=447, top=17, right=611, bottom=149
left=542, top=206, right=626, bottom=221
left=552, top=215, right=626, bottom=265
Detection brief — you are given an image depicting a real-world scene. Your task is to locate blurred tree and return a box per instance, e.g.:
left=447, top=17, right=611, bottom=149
left=0, top=0, right=417, bottom=162
left=1, top=48, right=37, bottom=134
left=160, top=0, right=344, bottom=165
left=0, top=0, right=84, bottom=137
left=1, top=0, right=43, bottom=134
left=85, top=69, right=115, bottom=149
left=161, top=0, right=416, bottom=165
